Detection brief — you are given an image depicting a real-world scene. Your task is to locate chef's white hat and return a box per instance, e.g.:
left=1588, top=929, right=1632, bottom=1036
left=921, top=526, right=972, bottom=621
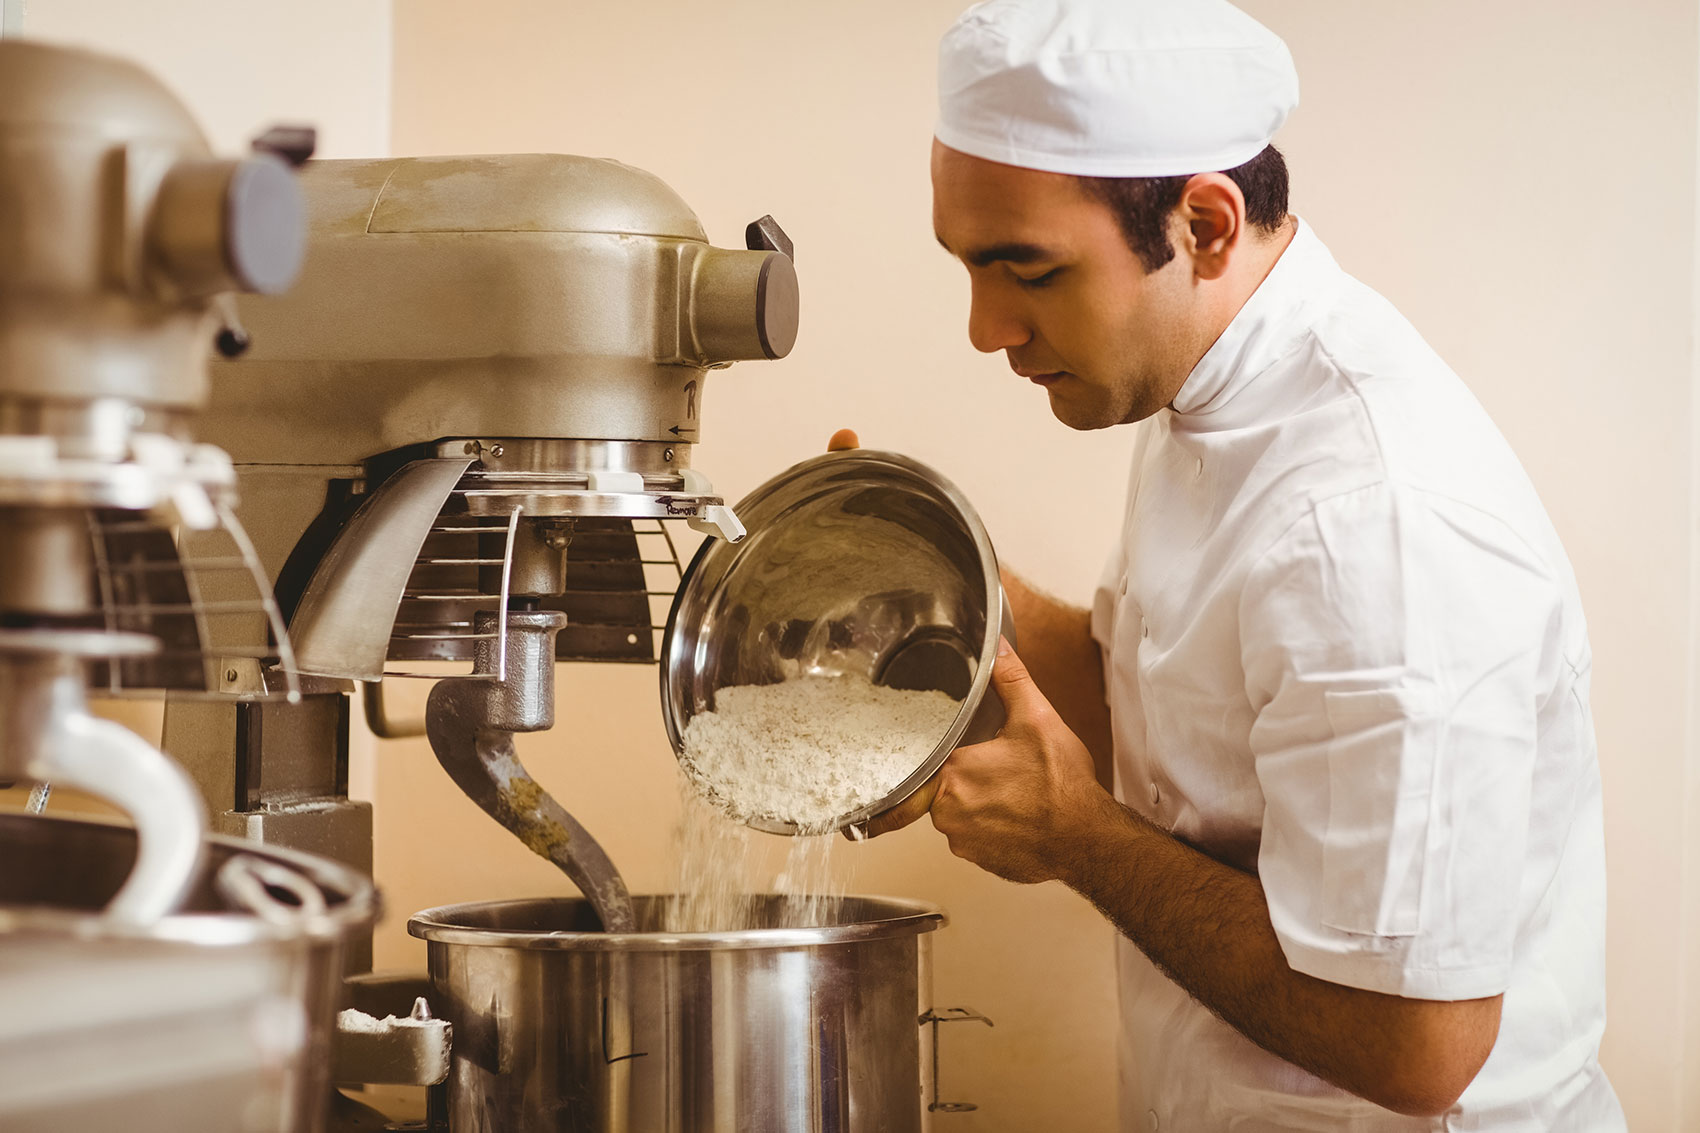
left=935, top=0, right=1299, bottom=178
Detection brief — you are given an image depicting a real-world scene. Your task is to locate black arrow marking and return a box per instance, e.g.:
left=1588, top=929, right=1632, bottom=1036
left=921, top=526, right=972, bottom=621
left=601, top=996, right=647, bottom=1065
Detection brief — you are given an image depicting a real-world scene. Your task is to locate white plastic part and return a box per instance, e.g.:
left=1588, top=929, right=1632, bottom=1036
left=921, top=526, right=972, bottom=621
left=0, top=435, right=57, bottom=475
left=688, top=503, right=746, bottom=542
left=189, top=442, right=238, bottom=486
left=130, top=432, right=186, bottom=473
left=586, top=469, right=646, bottom=493
left=170, top=482, right=218, bottom=530
left=677, top=467, right=714, bottom=495
left=32, top=706, right=207, bottom=924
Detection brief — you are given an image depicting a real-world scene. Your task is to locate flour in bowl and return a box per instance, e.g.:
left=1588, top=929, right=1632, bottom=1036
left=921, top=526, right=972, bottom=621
left=680, top=672, right=960, bottom=830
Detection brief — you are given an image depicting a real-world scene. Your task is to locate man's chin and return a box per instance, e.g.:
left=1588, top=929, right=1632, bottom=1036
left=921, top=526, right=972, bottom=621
left=1045, top=385, right=1122, bottom=432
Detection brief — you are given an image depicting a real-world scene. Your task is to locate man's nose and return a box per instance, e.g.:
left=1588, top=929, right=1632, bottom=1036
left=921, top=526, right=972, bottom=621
left=966, top=281, right=1030, bottom=354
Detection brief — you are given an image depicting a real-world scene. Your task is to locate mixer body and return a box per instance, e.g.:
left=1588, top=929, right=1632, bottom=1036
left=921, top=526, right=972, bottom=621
left=0, top=38, right=375, bottom=1133
left=165, top=151, right=799, bottom=943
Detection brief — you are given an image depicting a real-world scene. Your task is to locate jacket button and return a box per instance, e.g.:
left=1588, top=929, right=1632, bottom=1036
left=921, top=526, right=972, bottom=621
left=1148, top=781, right=1161, bottom=807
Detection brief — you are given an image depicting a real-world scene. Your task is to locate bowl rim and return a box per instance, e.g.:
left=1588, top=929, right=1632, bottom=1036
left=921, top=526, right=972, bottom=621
left=657, top=448, right=1004, bottom=835
left=407, top=893, right=946, bottom=951
left=0, top=811, right=381, bottom=947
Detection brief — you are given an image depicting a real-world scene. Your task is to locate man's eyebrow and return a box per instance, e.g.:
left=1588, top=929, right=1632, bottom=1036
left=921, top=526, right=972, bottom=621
left=934, top=238, right=1057, bottom=268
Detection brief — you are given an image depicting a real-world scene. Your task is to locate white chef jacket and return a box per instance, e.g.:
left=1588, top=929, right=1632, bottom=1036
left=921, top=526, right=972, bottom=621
left=1089, top=220, right=1624, bottom=1131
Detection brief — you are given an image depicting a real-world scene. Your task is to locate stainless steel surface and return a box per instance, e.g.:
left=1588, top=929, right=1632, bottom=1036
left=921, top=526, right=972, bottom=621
left=661, top=449, right=1015, bottom=835
left=289, top=458, right=473, bottom=681
left=0, top=646, right=205, bottom=923
left=425, top=610, right=635, bottom=933
left=408, top=895, right=944, bottom=1133
left=0, top=811, right=378, bottom=1133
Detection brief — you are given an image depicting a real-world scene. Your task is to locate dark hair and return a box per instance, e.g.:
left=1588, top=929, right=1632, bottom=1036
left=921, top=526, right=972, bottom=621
left=1080, top=145, right=1290, bottom=272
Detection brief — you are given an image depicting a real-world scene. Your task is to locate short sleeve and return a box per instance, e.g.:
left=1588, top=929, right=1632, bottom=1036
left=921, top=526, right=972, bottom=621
left=1239, top=482, right=1561, bottom=1001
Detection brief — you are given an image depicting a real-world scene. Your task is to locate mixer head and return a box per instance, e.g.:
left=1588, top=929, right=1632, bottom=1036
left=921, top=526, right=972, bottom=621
left=0, top=39, right=308, bottom=698
left=198, top=153, right=797, bottom=685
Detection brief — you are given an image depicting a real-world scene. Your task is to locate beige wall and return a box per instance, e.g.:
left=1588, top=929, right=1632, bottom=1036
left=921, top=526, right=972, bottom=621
left=8, top=0, right=1698, bottom=1127
left=385, top=1, right=1700, bottom=1129
left=19, top=0, right=392, bottom=159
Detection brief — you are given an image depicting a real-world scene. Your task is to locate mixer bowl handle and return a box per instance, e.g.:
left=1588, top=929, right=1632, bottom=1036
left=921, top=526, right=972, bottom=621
left=1, top=645, right=206, bottom=923
left=43, top=711, right=207, bottom=923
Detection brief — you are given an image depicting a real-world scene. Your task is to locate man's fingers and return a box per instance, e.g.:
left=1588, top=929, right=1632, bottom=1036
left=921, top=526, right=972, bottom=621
left=827, top=428, right=861, bottom=452
left=855, top=774, right=939, bottom=839
left=988, top=636, right=1052, bottom=722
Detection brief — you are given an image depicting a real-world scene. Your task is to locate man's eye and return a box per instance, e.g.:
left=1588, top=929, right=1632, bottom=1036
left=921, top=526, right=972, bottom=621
left=1014, top=267, right=1061, bottom=289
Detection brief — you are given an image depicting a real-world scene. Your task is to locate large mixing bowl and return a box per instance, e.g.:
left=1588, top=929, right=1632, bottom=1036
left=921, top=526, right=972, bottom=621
left=0, top=811, right=378, bottom=1133
left=660, top=450, right=1013, bottom=834
left=409, top=894, right=945, bottom=1133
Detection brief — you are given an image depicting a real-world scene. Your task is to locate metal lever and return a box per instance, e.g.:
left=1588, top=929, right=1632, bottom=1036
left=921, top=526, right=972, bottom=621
left=744, top=214, right=794, bottom=261
left=921, top=1007, right=994, bottom=1114
left=362, top=678, right=424, bottom=739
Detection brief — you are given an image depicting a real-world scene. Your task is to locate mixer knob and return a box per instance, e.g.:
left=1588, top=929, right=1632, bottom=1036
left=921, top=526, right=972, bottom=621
left=147, top=154, right=306, bottom=298
left=214, top=326, right=251, bottom=358
left=690, top=229, right=800, bottom=363
left=250, top=124, right=318, bottom=168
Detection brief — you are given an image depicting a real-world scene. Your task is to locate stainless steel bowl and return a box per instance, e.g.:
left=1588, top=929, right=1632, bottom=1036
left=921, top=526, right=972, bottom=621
left=660, top=450, right=1013, bottom=834
left=0, top=811, right=379, bottom=1133
left=409, top=894, right=945, bottom=1133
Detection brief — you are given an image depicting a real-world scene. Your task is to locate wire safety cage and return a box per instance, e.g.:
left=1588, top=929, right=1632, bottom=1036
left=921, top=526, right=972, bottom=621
left=382, top=506, right=690, bottom=679
left=85, top=502, right=301, bottom=702
left=384, top=505, right=520, bottom=680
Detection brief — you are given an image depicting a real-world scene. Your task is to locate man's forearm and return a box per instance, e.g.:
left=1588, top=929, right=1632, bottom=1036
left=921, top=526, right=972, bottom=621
left=1001, top=570, right=1113, bottom=785
left=1060, top=795, right=1500, bottom=1117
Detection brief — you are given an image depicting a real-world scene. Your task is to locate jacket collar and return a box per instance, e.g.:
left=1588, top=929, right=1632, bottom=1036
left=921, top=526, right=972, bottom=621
left=1168, top=218, right=1341, bottom=431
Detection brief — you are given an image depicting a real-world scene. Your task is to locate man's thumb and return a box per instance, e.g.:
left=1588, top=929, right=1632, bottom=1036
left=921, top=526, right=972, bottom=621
left=988, top=636, right=1049, bottom=720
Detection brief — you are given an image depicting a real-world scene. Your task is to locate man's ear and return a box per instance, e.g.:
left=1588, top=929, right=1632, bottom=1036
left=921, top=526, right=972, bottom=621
left=1175, top=173, right=1246, bottom=282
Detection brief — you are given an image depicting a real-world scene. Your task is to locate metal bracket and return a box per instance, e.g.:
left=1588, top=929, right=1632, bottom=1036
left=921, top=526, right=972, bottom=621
left=362, top=678, right=424, bottom=739
left=921, top=1006, right=994, bottom=1113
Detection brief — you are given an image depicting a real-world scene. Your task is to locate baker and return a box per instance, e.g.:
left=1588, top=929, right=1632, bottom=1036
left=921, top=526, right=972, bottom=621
left=855, top=1, right=1625, bottom=1128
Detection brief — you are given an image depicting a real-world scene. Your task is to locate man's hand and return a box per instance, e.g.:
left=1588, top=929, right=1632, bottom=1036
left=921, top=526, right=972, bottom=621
left=927, top=638, right=1118, bottom=882
left=863, top=638, right=1119, bottom=884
